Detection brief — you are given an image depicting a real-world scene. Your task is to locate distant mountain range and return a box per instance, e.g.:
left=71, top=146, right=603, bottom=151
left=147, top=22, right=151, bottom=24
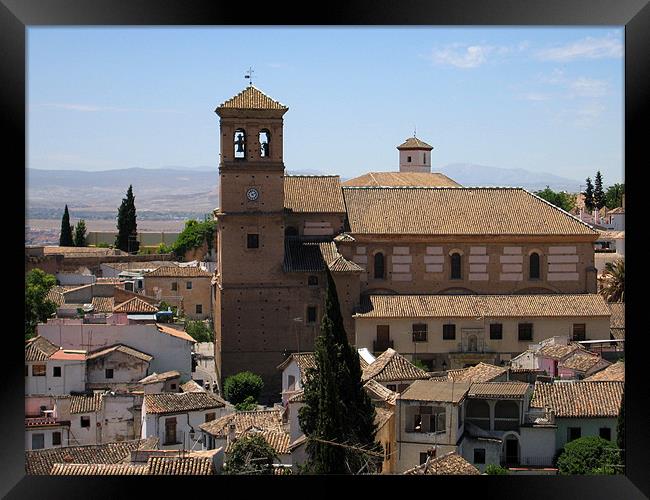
left=26, top=164, right=581, bottom=219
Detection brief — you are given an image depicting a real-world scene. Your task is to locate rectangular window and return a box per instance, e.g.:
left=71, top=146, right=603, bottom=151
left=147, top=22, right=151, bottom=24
left=25, top=365, right=28, bottom=376
left=32, top=433, right=45, bottom=450
left=205, top=412, right=216, bottom=423
left=52, top=431, right=62, bottom=446
left=407, top=156, right=412, bottom=163
left=186, top=281, right=193, bottom=290
left=518, top=323, right=533, bottom=341
left=419, top=452, right=428, bottom=465
left=165, top=417, right=177, bottom=445
left=412, top=323, right=428, bottom=342
left=80, top=416, right=91, bottom=428
left=171, top=282, right=178, bottom=291
left=387, top=384, right=397, bottom=392
left=307, top=306, right=317, bottom=324
left=474, top=448, right=486, bottom=464
left=443, top=324, right=456, bottom=340
left=573, top=324, right=586, bottom=341
left=53, top=366, right=62, bottom=377
left=32, top=364, right=46, bottom=377
left=430, top=406, right=446, bottom=433
left=599, top=427, right=612, bottom=441
left=196, top=304, right=203, bottom=314
left=490, top=323, right=503, bottom=340
left=567, top=427, right=581, bottom=442
left=105, top=369, right=114, bottom=379
left=414, top=414, right=423, bottom=433
left=247, top=233, right=259, bottom=249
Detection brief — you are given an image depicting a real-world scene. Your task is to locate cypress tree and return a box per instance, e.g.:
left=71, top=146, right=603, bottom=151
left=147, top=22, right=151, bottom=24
left=584, top=177, right=595, bottom=212
left=73, top=219, right=87, bottom=247
left=59, top=205, right=74, bottom=246
left=115, top=185, right=139, bottom=253
left=298, top=269, right=380, bottom=474
left=594, top=171, right=606, bottom=210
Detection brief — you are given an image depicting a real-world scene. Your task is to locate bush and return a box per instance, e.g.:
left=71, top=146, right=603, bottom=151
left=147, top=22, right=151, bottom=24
left=234, top=395, right=258, bottom=411
left=412, top=359, right=429, bottom=372
left=485, top=464, right=509, bottom=475
left=224, top=434, right=277, bottom=475
left=223, top=371, right=264, bottom=406
left=556, top=436, right=621, bottom=475
left=172, top=218, right=217, bottom=259
left=96, top=242, right=111, bottom=248
left=157, top=243, right=173, bottom=254
left=185, top=320, right=213, bottom=342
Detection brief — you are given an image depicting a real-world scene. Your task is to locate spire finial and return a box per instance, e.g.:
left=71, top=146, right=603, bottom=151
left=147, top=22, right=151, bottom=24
left=244, top=67, right=254, bottom=86
left=414, top=125, right=417, bottom=138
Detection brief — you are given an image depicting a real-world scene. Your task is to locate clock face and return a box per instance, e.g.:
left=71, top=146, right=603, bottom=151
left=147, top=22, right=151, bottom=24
left=246, top=188, right=259, bottom=201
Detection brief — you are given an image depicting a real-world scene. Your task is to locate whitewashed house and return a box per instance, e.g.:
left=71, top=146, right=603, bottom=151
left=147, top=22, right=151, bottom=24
left=86, top=344, right=153, bottom=385
left=25, top=416, right=71, bottom=451
left=25, top=337, right=86, bottom=396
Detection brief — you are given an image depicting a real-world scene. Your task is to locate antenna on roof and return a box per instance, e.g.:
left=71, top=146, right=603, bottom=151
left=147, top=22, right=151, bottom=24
left=244, top=67, right=254, bottom=86
left=413, top=125, right=417, bottom=138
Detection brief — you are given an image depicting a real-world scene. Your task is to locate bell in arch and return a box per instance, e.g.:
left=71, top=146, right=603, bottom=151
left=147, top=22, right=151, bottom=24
left=235, top=133, right=245, bottom=153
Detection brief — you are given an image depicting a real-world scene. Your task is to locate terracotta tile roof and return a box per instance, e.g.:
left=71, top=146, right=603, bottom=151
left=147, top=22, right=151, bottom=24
left=43, top=246, right=128, bottom=257
left=86, top=344, right=153, bottom=363
left=538, top=343, right=582, bottom=360
left=397, top=136, right=434, bottom=150
left=50, top=463, right=149, bottom=475
left=217, top=85, right=288, bottom=111
left=560, top=350, right=608, bottom=373
left=585, top=361, right=625, bottom=382
left=155, top=323, right=196, bottom=343
left=144, top=392, right=226, bottom=414
left=225, top=429, right=291, bottom=455
left=284, top=175, right=346, bottom=213
left=343, top=171, right=460, bottom=188
left=199, top=409, right=284, bottom=437
left=49, top=350, right=86, bottom=361
left=399, top=380, right=471, bottom=403
left=113, top=297, right=159, bottom=314
left=284, top=239, right=362, bottom=274
left=362, top=348, right=430, bottom=383
left=146, top=455, right=215, bottom=475
left=25, top=336, right=60, bottom=361
left=277, top=352, right=316, bottom=376
left=356, top=294, right=611, bottom=319
left=447, top=363, right=508, bottom=383
left=145, top=266, right=212, bottom=277
left=530, top=381, right=624, bottom=418
left=180, top=380, right=206, bottom=393
left=95, top=277, right=125, bottom=284
left=597, top=230, right=625, bottom=240
left=139, top=370, right=181, bottom=384
left=374, top=406, right=394, bottom=430
left=25, top=417, right=70, bottom=428
left=46, top=286, right=76, bottom=306
left=403, top=451, right=480, bottom=475
left=25, top=437, right=158, bottom=475
left=287, top=390, right=305, bottom=403
left=91, top=296, right=115, bottom=313
left=342, top=187, right=597, bottom=236
left=608, top=207, right=625, bottom=215
left=363, top=379, right=398, bottom=405
left=608, top=303, right=625, bottom=329
left=104, top=261, right=178, bottom=272
left=69, top=394, right=104, bottom=414
left=467, top=382, right=530, bottom=399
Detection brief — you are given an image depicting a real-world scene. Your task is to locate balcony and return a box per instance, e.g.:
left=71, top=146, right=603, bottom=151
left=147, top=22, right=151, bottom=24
left=373, top=339, right=394, bottom=352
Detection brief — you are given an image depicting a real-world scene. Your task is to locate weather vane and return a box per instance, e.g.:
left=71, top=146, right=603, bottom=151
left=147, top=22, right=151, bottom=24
left=414, top=125, right=417, bottom=138
left=244, top=67, right=254, bottom=86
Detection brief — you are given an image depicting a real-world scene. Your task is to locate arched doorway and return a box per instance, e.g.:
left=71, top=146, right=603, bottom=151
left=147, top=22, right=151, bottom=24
left=502, top=434, right=520, bottom=466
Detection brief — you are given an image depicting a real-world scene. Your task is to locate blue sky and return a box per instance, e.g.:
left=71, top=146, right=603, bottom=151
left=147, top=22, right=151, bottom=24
left=28, top=27, right=624, bottom=184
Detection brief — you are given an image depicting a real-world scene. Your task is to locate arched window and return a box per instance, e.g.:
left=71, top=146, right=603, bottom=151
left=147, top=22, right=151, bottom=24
left=529, top=252, right=540, bottom=279
left=259, top=129, right=270, bottom=157
left=466, top=400, right=490, bottom=430
left=495, top=401, right=520, bottom=431
left=234, top=129, right=246, bottom=159
left=374, top=253, right=385, bottom=280
left=450, top=253, right=462, bottom=280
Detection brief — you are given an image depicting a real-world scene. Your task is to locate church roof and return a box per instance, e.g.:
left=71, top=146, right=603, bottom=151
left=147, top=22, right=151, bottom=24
left=342, top=187, right=598, bottom=236
left=397, top=136, right=433, bottom=150
left=284, top=175, right=346, bottom=213
left=283, top=239, right=363, bottom=274
left=342, top=172, right=460, bottom=188
left=217, top=85, right=288, bottom=111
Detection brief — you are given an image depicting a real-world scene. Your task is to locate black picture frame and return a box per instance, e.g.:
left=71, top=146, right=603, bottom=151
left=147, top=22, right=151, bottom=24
left=4, top=1, right=648, bottom=497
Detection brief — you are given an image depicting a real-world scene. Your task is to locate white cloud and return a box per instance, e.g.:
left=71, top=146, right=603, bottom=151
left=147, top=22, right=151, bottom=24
left=536, top=34, right=622, bottom=62
left=518, top=92, right=552, bottom=101
left=430, top=44, right=497, bottom=68
left=569, top=77, right=609, bottom=98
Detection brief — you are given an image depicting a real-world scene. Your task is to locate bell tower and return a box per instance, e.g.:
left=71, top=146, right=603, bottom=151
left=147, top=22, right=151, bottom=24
left=397, top=135, right=433, bottom=173
left=214, top=85, right=289, bottom=286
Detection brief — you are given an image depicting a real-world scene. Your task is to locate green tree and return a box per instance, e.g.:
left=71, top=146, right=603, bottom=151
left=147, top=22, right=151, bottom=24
left=584, top=177, right=595, bottom=212
left=485, top=464, right=509, bottom=475
left=234, top=395, right=258, bottom=411
left=605, top=184, right=625, bottom=209
left=171, top=217, right=217, bottom=260
left=157, top=243, right=172, bottom=254
left=412, top=358, right=429, bottom=372
left=594, top=171, right=606, bottom=210
left=600, top=258, right=624, bottom=302
left=73, top=219, right=87, bottom=247
left=184, top=320, right=213, bottom=342
left=115, top=185, right=139, bottom=253
left=25, top=269, right=57, bottom=339
left=299, top=269, right=381, bottom=474
left=617, top=391, right=625, bottom=470
left=534, top=186, right=576, bottom=213
left=59, top=205, right=74, bottom=246
left=223, top=371, right=264, bottom=406
left=223, top=433, right=278, bottom=475
left=556, top=436, right=621, bottom=475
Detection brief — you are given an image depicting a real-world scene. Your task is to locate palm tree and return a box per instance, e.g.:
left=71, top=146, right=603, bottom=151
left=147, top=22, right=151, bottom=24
left=600, top=258, right=624, bottom=302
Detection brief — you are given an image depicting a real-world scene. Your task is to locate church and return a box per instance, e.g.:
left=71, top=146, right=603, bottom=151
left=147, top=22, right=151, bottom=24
left=212, top=85, right=599, bottom=402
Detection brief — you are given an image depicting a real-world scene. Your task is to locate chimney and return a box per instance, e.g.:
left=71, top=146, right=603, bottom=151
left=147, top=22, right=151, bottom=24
left=227, top=422, right=236, bottom=446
